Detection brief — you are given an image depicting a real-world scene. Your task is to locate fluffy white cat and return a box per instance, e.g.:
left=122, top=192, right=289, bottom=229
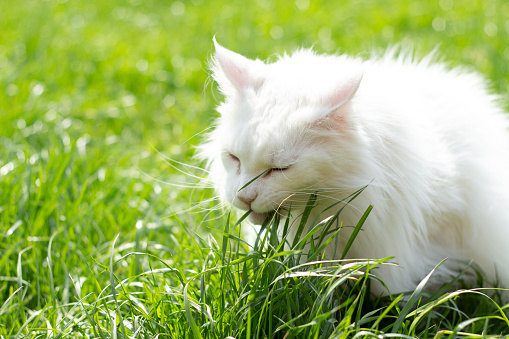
left=199, top=38, right=509, bottom=296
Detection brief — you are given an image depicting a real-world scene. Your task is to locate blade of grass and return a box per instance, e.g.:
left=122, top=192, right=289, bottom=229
left=109, top=233, right=127, bottom=338
left=392, top=258, right=447, bottom=333
left=184, top=282, right=204, bottom=339
left=47, top=232, right=58, bottom=336
left=341, top=205, right=372, bottom=259
left=16, top=246, right=31, bottom=333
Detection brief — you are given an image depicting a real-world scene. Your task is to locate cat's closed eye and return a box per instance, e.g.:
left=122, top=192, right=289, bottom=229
left=224, top=151, right=291, bottom=177
left=223, top=152, right=241, bottom=173
left=227, top=153, right=240, bottom=163
left=265, top=166, right=291, bottom=177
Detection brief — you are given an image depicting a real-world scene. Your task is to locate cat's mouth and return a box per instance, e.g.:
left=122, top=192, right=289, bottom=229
left=248, top=210, right=275, bottom=225
left=248, top=205, right=289, bottom=225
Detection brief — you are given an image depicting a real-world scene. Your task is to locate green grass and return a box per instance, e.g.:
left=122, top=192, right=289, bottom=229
left=1, top=0, right=509, bottom=337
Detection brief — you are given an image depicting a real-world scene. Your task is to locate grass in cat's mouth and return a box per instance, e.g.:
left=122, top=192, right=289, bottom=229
left=249, top=206, right=290, bottom=225
left=248, top=210, right=275, bottom=224
left=249, top=201, right=292, bottom=224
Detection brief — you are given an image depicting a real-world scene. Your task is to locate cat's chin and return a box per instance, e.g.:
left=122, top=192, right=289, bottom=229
left=248, top=211, right=272, bottom=225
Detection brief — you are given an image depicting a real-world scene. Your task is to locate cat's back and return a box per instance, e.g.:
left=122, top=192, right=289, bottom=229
left=269, top=48, right=506, bottom=128
left=350, top=51, right=509, bottom=152
left=360, top=51, right=505, bottom=121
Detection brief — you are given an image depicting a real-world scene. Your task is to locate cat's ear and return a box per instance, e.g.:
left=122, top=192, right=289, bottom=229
left=312, top=71, right=363, bottom=130
left=212, top=37, right=263, bottom=92
left=323, top=70, right=363, bottom=111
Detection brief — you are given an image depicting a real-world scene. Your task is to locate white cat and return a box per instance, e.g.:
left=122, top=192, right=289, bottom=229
left=199, top=38, right=509, bottom=296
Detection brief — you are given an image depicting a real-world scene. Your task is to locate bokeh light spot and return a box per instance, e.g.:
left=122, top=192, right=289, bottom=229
left=439, top=0, right=453, bottom=11
left=270, top=26, right=284, bottom=40
left=432, top=17, right=446, bottom=32
left=484, top=22, right=498, bottom=37
left=170, top=1, right=185, bottom=16
left=295, top=0, right=309, bottom=11
left=32, top=83, right=45, bottom=96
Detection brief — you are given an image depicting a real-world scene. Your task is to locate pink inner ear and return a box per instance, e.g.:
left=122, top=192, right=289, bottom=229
left=313, top=72, right=362, bottom=131
left=214, top=39, right=258, bottom=90
left=220, top=59, right=250, bottom=89
left=324, top=72, right=363, bottom=110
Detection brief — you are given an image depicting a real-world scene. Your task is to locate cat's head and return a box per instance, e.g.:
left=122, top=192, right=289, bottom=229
left=200, top=39, right=366, bottom=224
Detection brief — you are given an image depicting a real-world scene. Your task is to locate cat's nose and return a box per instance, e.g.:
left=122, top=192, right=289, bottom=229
left=238, top=195, right=256, bottom=208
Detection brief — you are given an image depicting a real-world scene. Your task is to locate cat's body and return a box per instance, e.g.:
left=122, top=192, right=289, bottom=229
left=199, top=39, right=509, bottom=296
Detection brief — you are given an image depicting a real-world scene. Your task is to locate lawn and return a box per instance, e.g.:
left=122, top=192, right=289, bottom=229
left=1, top=0, right=509, bottom=337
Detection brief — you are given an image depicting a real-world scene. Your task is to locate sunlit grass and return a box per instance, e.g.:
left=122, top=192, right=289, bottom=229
left=1, top=0, right=509, bottom=337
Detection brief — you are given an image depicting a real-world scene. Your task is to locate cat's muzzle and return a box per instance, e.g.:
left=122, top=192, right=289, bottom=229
left=248, top=210, right=271, bottom=225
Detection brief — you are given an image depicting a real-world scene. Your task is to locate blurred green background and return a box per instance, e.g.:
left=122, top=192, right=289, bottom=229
left=1, top=0, right=509, bottom=326
left=1, top=0, right=509, bottom=262
left=2, top=0, right=508, bottom=162
left=2, top=0, right=508, bottom=157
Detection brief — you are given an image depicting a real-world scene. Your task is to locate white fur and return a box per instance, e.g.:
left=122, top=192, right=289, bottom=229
left=199, top=39, right=509, bottom=296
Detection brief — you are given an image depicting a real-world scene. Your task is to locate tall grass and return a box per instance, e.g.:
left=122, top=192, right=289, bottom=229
left=3, top=188, right=509, bottom=337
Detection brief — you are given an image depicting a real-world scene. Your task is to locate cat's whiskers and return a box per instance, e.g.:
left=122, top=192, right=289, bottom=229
left=275, top=188, right=365, bottom=215
left=161, top=156, right=211, bottom=180
left=185, top=203, right=231, bottom=229
left=272, top=193, right=296, bottom=216
left=171, top=195, right=228, bottom=218
left=140, top=170, right=213, bottom=189
left=142, top=144, right=227, bottom=221
left=144, top=143, right=216, bottom=190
